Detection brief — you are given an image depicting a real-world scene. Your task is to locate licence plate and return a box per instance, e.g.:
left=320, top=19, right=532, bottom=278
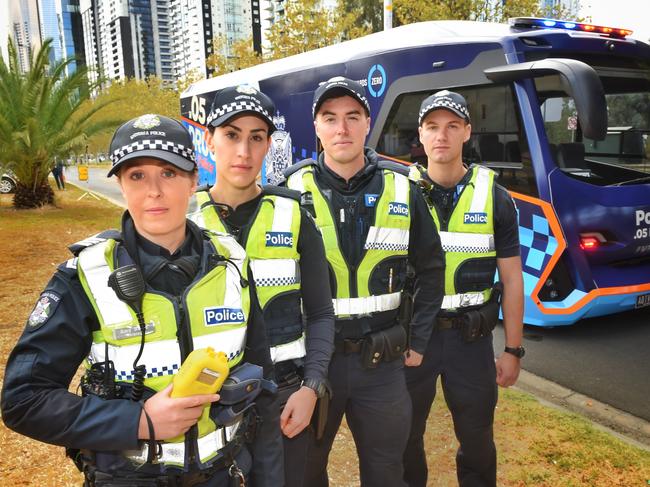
left=635, top=292, right=650, bottom=309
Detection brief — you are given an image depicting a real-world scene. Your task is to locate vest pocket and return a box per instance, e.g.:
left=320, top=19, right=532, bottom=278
left=263, top=290, right=303, bottom=346
left=454, top=257, right=497, bottom=293
left=368, top=256, right=408, bottom=295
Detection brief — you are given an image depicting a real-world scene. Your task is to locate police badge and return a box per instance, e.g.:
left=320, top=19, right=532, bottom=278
left=266, top=113, right=292, bottom=185
left=27, top=291, right=61, bottom=331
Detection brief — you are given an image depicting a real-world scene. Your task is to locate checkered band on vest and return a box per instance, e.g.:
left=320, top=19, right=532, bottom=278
left=419, top=99, right=470, bottom=123
left=110, top=139, right=196, bottom=164
left=207, top=100, right=270, bottom=126
left=115, top=363, right=180, bottom=381
left=442, top=243, right=492, bottom=253
left=254, top=276, right=298, bottom=287
left=364, top=241, right=409, bottom=251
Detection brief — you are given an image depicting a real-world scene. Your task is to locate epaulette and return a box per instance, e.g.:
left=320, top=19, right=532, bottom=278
left=68, top=229, right=122, bottom=256
left=262, top=185, right=301, bottom=202
left=195, top=183, right=211, bottom=194
left=283, top=158, right=317, bottom=178
left=377, top=159, right=411, bottom=177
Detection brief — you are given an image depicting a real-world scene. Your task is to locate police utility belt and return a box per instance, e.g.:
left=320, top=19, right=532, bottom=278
left=335, top=322, right=407, bottom=369
left=435, top=282, right=503, bottom=343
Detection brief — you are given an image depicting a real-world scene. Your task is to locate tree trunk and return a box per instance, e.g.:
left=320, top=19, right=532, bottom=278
left=13, top=181, right=55, bottom=209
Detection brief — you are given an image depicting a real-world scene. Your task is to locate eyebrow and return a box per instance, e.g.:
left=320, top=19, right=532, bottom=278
left=223, top=123, right=268, bottom=134
left=320, top=109, right=362, bottom=117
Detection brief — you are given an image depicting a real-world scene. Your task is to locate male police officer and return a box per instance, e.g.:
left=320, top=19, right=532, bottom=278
left=284, top=77, right=444, bottom=487
left=403, top=91, right=524, bottom=487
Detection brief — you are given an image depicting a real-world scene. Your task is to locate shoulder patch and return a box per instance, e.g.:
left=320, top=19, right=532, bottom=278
left=283, top=158, right=317, bottom=178
left=68, top=229, right=121, bottom=256
left=26, top=291, right=62, bottom=332
left=262, top=185, right=301, bottom=201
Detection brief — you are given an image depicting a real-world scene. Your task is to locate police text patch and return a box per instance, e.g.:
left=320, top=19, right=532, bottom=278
left=204, top=307, right=245, bottom=326
left=388, top=202, right=409, bottom=216
left=265, top=231, right=293, bottom=247
left=463, top=212, right=488, bottom=224
left=364, top=194, right=378, bottom=207
left=27, top=291, right=61, bottom=331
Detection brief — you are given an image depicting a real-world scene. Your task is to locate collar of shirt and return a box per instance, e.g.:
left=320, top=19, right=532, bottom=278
left=207, top=188, right=264, bottom=237
left=316, top=149, right=379, bottom=194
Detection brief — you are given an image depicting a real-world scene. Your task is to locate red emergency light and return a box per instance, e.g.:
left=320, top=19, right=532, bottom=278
left=579, top=232, right=607, bottom=251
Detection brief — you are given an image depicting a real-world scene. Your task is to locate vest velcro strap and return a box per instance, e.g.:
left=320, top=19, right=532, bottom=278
left=333, top=292, right=401, bottom=316
left=439, top=231, right=495, bottom=253
left=364, top=226, right=410, bottom=252
left=250, top=258, right=299, bottom=287
left=441, top=292, right=486, bottom=310
left=270, top=334, right=306, bottom=363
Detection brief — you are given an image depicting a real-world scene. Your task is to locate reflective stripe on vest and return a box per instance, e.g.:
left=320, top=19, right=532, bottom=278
left=288, top=165, right=410, bottom=318
left=427, top=166, right=497, bottom=310
left=190, top=190, right=304, bottom=362
left=77, top=234, right=250, bottom=467
left=126, top=420, right=242, bottom=466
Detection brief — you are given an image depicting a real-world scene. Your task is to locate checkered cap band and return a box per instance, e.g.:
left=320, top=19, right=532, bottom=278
left=419, top=98, right=470, bottom=125
left=206, top=100, right=271, bottom=127
left=110, top=139, right=196, bottom=165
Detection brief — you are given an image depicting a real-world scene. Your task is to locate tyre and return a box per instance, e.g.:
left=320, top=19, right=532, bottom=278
left=0, top=176, right=17, bottom=194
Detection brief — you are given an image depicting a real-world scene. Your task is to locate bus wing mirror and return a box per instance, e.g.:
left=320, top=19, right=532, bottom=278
left=484, top=58, right=607, bottom=141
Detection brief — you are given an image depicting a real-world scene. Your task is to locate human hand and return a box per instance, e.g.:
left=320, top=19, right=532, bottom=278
left=280, top=386, right=317, bottom=438
left=404, top=349, right=423, bottom=367
left=496, top=352, right=521, bottom=387
left=138, top=384, right=220, bottom=440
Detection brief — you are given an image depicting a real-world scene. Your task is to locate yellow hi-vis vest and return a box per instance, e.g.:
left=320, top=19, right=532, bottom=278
left=190, top=189, right=304, bottom=364
left=426, top=165, right=497, bottom=311
left=287, top=163, right=411, bottom=318
left=75, top=231, right=250, bottom=469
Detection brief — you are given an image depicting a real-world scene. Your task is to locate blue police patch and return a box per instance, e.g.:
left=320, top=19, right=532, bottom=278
left=388, top=202, right=409, bottom=216
left=204, top=307, right=245, bottom=326
left=464, top=212, right=488, bottom=224
left=265, top=231, right=293, bottom=247
left=27, top=291, right=61, bottom=331
left=364, top=194, right=378, bottom=207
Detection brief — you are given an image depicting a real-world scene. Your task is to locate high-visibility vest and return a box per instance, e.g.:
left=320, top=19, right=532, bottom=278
left=190, top=188, right=304, bottom=364
left=287, top=162, right=411, bottom=318
left=76, top=230, right=250, bottom=468
left=426, top=165, right=497, bottom=310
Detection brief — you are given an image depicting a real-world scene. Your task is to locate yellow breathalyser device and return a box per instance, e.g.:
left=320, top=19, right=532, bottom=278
left=171, top=347, right=229, bottom=398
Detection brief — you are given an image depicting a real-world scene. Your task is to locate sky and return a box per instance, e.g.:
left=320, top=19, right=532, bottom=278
left=580, top=0, right=650, bottom=43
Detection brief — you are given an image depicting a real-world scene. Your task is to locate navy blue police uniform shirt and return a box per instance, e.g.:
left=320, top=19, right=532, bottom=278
left=201, top=189, right=335, bottom=383
left=288, top=148, right=444, bottom=354
left=0, top=213, right=283, bottom=485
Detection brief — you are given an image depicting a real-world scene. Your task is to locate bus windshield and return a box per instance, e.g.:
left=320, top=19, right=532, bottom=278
left=538, top=66, right=650, bottom=186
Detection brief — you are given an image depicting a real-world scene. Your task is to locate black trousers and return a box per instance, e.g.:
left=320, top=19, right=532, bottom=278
left=283, top=423, right=311, bottom=487
left=304, top=352, right=412, bottom=487
left=404, top=329, right=498, bottom=487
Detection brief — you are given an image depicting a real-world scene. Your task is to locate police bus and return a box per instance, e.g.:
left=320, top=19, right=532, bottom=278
left=180, top=17, right=650, bottom=327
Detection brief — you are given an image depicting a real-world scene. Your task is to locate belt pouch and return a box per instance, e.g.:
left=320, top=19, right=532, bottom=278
left=380, top=324, right=407, bottom=362
left=360, top=331, right=385, bottom=368
left=460, top=311, right=482, bottom=343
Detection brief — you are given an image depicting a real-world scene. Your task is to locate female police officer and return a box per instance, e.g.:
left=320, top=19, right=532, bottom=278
left=1, top=114, right=283, bottom=486
left=188, top=85, right=334, bottom=487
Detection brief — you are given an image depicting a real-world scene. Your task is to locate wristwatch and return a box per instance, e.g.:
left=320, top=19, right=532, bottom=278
left=301, top=377, right=331, bottom=398
left=504, top=346, right=526, bottom=359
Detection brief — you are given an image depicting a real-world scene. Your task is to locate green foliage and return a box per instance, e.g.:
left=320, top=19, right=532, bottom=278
left=83, top=77, right=182, bottom=154
left=393, top=0, right=582, bottom=25
left=206, top=36, right=263, bottom=75
left=0, top=37, right=119, bottom=208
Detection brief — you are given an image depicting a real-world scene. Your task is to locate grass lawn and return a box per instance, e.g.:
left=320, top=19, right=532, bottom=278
left=1, top=186, right=649, bottom=486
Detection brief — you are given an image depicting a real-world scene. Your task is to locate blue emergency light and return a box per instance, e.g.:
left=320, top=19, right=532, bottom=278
left=510, top=17, right=633, bottom=39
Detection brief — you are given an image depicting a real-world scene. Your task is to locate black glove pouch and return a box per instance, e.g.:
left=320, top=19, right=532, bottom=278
left=360, top=324, right=407, bottom=368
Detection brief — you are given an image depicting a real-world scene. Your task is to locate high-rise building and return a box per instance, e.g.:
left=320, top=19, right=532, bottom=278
left=7, top=0, right=43, bottom=72
left=39, top=0, right=63, bottom=62
left=57, top=0, right=86, bottom=74
left=80, top=0, right=174, bottom=84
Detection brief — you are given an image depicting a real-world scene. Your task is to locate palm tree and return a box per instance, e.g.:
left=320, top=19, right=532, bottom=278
left=0, top=37, right=119, bottom=208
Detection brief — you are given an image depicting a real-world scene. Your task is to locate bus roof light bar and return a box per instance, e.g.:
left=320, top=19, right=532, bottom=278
left=510, top=17, right=633, bottom=39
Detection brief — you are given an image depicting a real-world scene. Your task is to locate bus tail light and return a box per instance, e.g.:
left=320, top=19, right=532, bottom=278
left=579, top=232, right=607, bottom=250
